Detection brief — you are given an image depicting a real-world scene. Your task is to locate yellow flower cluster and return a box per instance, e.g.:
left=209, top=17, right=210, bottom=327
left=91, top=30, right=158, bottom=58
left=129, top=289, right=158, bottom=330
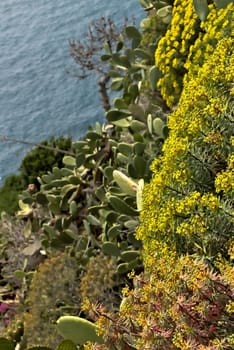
left=155, top=1, right=234, bottom=108
left=155, top=0, right=199, bottom=107
left=138, top=187, right=221, bottom=243
left=169, top=38, right=233, bottom=135
left=215, top=169, right=234, bottom=194
left=215, top=151, right=234, bottom=194
left=175, top=193, right=220, bottom=236
left=138, top=37, right=233, bottom=258
left=185, top=2, right=234, bottom=82
left=176, top=214, right=207, bottom=236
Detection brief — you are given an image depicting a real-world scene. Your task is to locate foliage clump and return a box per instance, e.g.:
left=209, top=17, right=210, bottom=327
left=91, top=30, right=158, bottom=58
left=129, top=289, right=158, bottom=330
left=118, top=253, right=234, bottom=349
left=19, top=136, right=73, bottom=188
left=140, top=37, right=233, bottom=260
left=184, top=2, right=234, bottom=82
left=155, top=0, right=200, bottom=107
left=91, top=5, right=234, bottom=350
left=155, top=0, right=234, bottom=107
left=0, top=214, right=43, bottom=287
left=0, top=136, right=73, bottom=215
left=22, top=252, right=80, bottom=348
left=80, top=253, right=119, bottom=314
left=1, top=1, right=233, bottom=349
left=0, top=176, right=25, bottom=215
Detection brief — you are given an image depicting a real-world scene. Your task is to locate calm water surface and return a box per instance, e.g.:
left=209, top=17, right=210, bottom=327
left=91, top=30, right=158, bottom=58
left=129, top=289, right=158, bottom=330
left=0, top=0, right=143, bottom=184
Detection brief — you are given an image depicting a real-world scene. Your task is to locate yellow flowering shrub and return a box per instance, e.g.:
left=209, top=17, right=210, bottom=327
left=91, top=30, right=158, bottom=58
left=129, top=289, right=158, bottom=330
left=215, top=152, right=234, bottom=194
left=185, top=2, right=234, bottom=82
left=155, top=1, right=234, bottom=107
left=112, top=25, right=234, bottom=350
left=139, top=37, right=234, bottom=260
left=93, top=21, right=234, bottom=350
left=155, top=0, right=200, bottom=107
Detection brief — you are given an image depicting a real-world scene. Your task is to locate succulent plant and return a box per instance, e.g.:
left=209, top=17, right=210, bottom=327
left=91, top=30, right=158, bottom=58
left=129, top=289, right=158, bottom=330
left=4, top=6, right=174, bottom=348
left=57, top=316, right=103, bottom=345
left=193, top=0, right=233, bottom=21
left=0, top=337, right=77, bottom=350
left=2, top=1, right=233, bottom=349
left=16, top=102, right=168, bottom=273
left=0, top=338, right=15, bottom=350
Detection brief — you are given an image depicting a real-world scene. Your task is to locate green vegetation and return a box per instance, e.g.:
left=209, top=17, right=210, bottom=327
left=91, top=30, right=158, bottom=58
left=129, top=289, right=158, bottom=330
left=0, top=137, right=72, bottom=215
left=0, top=0, right=233, bottom=349
left=57, top=316, right=103, bottom=345
left=19, top=136, right=72, bottom=186
left=0, top=175, right=24, bottom=215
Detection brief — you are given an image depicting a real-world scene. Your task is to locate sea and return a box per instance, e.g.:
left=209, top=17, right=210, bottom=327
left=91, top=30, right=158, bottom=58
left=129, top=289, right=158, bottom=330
left=0, top=0, right=144, bottom=185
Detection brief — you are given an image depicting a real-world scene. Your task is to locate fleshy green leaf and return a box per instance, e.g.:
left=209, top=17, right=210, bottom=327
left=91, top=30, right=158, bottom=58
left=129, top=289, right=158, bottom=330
left=121, top=250, right=139, bottom=262
left=193, top=0, right=209, bottom=21
left=57, top=316, right=103, bottom=345
left=101, top=54, right=111, bottom=61
left=106, top=109, right=130, bottom=122
left=214, top=0, right=233, bottom=9
left=102, top=241, right=120, bottom=256
left=0, top=339, right=17, bottom=350
left=108, top=195, right=138, bottom=216
left=57, top=339, right=78, bottom=350
left=63, top=156, right=76, bottom=167
left=125, top=26, right=142, bottom=40
left=149, top=66, right=161, bottom=91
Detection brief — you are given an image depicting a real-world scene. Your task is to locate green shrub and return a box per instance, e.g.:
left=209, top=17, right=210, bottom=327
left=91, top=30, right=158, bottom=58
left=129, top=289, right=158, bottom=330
left=0, top=175, right=24, bottom=215
left=0, top=137, right=73, bottom=215
left=80, top=253, right=120, bottom=315
left=91, top=7, right=234, bottom=350
left=22, top=252, right=80, bottom=348
left=19, top=136, right=72, bottom=187
left=140, top=37, right=233, bottom=260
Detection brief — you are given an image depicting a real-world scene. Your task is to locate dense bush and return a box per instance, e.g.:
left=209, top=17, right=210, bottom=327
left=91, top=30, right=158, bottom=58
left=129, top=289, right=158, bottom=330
left=0, top=175, right=24, bottom=215
left=91, top=3, right=234, bottom=350
left=19, top=136, right=73, bottom=187
left=21, top=252, right=80, bottom=348
left=0, top=1, right=233, bottom=349
left=140, top=36, right=233, bottom=260
left=0, top=136, right=73, bottom=215
left=155, top=0, right=199, bottom=106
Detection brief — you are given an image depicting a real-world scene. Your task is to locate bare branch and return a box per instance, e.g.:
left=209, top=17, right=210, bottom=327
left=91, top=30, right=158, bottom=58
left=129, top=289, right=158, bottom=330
left=68, top=16, right=134, bottom=111
left=0, top=136, right=76, bottom=157
left=68, top=16, right=131, bottom=79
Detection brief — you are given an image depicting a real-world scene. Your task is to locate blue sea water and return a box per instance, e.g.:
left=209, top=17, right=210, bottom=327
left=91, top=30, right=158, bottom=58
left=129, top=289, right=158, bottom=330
left=0, top=0, right=143, bottom=185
